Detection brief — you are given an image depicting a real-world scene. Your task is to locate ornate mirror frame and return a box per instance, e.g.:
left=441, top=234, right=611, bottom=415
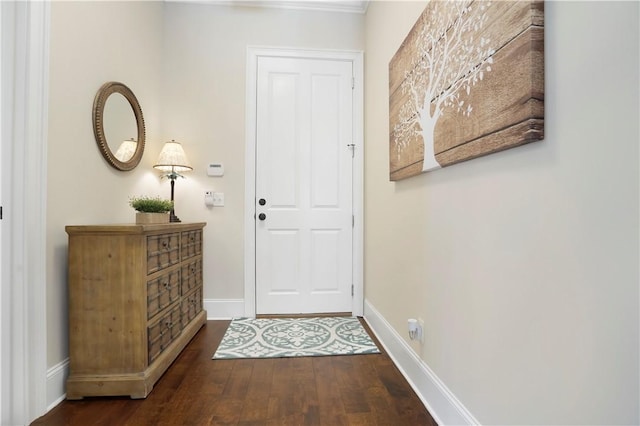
left=92, top=81, right=146, bottom=171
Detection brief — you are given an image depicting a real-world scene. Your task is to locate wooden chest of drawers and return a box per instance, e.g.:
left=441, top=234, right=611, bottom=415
left=65, top=222, right=206, bottom=399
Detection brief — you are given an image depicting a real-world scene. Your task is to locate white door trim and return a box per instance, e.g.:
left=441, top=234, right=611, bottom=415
left=1, top=1, right=50, bottom=424
left=244, top=46, right=364, bottom=318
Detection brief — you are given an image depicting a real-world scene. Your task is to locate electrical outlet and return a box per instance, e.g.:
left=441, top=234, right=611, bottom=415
left=418, top=318, right=425, bottom=343
left=408, top=318, right=423, bottom=342
left=212, top=192, right=224, bottom=207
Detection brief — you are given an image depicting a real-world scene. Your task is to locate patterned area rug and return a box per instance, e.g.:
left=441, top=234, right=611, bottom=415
left=212, top=316, right=381, bottom=359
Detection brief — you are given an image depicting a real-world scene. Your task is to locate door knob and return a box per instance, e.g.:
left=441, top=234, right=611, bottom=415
left=258, top=213, right=266, bottom=221
left=259, top=198, right=266, bottom=206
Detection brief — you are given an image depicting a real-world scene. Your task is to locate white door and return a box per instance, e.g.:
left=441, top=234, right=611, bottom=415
left=255, top=56, right=354, bottom=315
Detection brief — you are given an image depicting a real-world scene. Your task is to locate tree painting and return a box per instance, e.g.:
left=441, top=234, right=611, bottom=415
left=389, top=0, right=545, bottom=181
left=393, top=0, right=495, bottom=172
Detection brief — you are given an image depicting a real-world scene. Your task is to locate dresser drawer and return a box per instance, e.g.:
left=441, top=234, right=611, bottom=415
left=147, top=233, right=180, bottom=274
left=181, top=230, right=202, bottom=260
left=181, top=258, right=202, bottom=295
left=181, top=287, right=203, bottom=329
left=147, top=270, right=181, bottom=320
left=148, top=305, right=182, bottom=364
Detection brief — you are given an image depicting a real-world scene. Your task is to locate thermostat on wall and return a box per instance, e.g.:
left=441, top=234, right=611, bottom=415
left=207, top=163, right=224, bottom=177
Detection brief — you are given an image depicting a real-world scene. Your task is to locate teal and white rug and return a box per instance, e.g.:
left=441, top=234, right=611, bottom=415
left=212, top=316, right=381, bottom=359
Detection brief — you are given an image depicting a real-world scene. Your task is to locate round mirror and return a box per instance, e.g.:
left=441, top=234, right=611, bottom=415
left=92, top=81, right=145, bottom=171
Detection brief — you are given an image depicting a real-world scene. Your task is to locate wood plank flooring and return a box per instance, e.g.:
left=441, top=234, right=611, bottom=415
left=31, top=319, right=437, bottom=426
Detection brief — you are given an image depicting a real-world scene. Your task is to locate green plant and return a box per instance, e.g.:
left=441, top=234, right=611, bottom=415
left=129, top=196, right=173, bottom=213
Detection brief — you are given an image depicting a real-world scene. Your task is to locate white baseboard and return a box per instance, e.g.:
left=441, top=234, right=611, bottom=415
left=204, top=298, right=245, bottom=319
left=46, top=358, right=69, bottom=411
left=363, top=300, right=480, bottom=426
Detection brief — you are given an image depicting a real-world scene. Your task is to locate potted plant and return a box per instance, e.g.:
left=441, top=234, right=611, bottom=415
left=129, top=196, right=174, bottom=224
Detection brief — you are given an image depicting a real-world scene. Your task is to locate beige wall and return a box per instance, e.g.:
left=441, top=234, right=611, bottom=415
left=364, top=1, right=639, bottom=424
left=160, top=3, right=364, bottom=300
left=47, top=1, right=165, bottom=366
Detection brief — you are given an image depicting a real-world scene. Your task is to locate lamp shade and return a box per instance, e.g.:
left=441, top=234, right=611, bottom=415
left=114, top=138, right=137, bottom=162
left=153, top=140, right=193, bottom=173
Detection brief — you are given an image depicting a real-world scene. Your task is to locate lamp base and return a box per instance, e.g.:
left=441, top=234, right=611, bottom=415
left=169, top=211, right=181, bottom=223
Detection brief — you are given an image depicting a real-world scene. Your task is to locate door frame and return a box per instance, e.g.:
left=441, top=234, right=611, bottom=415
left=244, top=46, right=364, bottom=318
left=1, top=1, right=49, bottom=424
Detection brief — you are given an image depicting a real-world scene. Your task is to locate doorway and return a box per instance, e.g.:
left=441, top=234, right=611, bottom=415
left=244, top=47, right=363, bottom=317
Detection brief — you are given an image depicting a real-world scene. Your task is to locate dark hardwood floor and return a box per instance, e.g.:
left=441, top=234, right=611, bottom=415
left=31, top=319, right=437, bottom=426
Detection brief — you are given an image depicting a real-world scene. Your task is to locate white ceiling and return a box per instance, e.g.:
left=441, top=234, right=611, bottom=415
left=169, top=0, right=370, bottom=14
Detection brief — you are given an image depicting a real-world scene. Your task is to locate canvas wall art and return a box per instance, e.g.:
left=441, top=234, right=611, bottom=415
left=389, top=0, right=544, bottom=181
